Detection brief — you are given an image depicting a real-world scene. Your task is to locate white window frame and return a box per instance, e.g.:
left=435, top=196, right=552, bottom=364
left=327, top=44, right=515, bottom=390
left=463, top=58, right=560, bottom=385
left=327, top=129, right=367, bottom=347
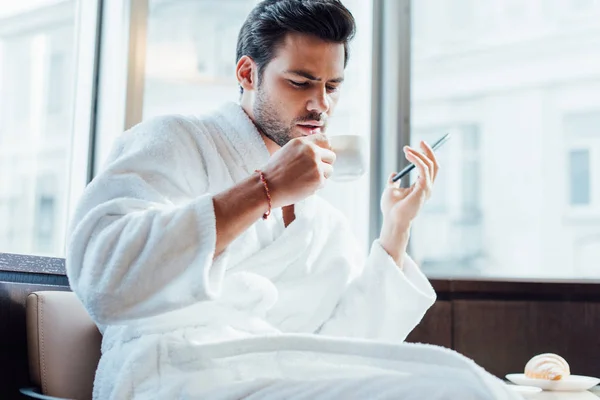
left=93, top=0, right=148, bottom=175
left=369, top=0, right=411, bottom=242
left=66, top=0, right=103, bottom=238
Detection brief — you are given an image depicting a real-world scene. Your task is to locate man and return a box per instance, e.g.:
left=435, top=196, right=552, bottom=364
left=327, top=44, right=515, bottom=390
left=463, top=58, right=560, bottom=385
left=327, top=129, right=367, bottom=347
left=67, top=1, right=519, bottom=399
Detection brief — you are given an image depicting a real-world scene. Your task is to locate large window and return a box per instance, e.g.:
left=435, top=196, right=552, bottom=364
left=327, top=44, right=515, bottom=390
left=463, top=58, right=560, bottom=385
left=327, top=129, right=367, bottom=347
left=142, top=0, right=373, bottom=249
left=0, top=1, right=77, bottom=256
left=410, top=0, right=600, bottom=278
left=3, top=0, right=598, bottom=282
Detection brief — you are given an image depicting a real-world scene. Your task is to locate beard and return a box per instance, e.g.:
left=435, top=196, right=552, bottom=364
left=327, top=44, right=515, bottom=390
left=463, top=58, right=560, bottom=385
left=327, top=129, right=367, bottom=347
left=253, top=85, right=327, bottom=147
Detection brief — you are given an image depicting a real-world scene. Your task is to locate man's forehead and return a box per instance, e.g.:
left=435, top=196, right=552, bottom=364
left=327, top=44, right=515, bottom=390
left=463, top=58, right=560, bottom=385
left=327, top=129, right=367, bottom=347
left=270, top=33, right=345, bottom=78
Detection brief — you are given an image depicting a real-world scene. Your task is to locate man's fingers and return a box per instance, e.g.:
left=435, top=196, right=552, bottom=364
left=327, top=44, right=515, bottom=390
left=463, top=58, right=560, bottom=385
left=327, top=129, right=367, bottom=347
left=405, top=145, right=435, bottom=182
left=419, top=141, right=440, bottom=182
left=318, top=147, right=337, bottom=165
left=387, top=172, right=400, bottom=188
left=306, top=133, right=331, bottom=149
left=320, top=162, right=334, bottom=181
left=404, top=148, right=431, bottom=195
left=304, top=134, right=335, bottom=164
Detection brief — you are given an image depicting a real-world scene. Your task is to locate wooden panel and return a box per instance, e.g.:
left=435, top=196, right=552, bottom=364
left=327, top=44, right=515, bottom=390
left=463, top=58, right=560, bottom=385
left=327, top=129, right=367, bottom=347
left=405, top=300, right=452, bottom=348
left=427, top=279, right=451, bottom=295
left=453, top=300, right=600, bottom=379
left=427, top=278, right=600, bottom=301
left=0, top=281, right=70, bottom=400
left=449, top=280, right=600, bottom=301
left=0, top=253, right=66, bottom=275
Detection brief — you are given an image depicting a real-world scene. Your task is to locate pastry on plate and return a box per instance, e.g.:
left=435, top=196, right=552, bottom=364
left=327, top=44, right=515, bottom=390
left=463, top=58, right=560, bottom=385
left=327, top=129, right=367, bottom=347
left=524, top=353, right=570, bottom=381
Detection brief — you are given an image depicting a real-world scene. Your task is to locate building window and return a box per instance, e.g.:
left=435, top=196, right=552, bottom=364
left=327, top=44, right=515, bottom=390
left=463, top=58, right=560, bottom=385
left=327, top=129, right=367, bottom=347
left=47, top=52, right=65, bottom=114
left=35, top=195, right=55, bottom=252
left=569, top=149, right=591, bottom=206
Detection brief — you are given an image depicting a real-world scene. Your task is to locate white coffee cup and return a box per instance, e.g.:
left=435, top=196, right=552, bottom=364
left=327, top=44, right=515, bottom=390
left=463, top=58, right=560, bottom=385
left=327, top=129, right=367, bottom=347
left=328, top=135, right=368, bottom=182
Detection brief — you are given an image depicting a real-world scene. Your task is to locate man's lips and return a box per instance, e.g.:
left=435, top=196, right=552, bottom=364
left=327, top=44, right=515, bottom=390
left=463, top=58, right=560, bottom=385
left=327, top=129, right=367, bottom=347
left=297, top=121, right=324, bottom=135
left=297, top=125, right=322, bottom=135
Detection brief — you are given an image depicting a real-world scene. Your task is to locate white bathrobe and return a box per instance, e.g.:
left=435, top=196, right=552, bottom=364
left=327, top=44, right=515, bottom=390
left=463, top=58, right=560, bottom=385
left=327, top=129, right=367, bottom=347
left=67, top=102, right=520, bottom=399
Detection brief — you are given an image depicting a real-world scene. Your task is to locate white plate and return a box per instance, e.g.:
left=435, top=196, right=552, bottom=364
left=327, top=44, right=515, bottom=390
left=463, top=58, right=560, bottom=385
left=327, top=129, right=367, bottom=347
left=506, top=374, right=600, bottom=391
left=507, top=384, right=542, bottom=397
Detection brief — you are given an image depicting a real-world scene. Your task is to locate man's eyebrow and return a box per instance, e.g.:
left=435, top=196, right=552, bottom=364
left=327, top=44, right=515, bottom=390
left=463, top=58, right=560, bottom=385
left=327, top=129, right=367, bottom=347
left=285, top=70, right=345, bottom=83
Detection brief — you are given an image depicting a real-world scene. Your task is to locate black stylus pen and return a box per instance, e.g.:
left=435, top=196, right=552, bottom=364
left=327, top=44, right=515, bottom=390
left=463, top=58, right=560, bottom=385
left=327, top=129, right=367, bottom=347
left=391, top=133, right=451, bottom=183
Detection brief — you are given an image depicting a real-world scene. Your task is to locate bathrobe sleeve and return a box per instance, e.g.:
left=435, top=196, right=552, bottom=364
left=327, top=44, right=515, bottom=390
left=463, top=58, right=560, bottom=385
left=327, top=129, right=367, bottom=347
left=66, top=116, right=228, bottom=325
left=316, top=212, right=436, bottom=342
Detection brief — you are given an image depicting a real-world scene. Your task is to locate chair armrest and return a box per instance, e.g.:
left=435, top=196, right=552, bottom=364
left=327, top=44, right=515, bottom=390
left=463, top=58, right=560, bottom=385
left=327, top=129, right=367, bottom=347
left=20, top=387, right=72, bottom=400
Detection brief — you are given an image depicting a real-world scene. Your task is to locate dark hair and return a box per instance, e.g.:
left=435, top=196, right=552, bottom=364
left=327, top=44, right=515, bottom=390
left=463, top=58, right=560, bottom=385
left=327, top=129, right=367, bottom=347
left=236, top=0, right=356, bottom=93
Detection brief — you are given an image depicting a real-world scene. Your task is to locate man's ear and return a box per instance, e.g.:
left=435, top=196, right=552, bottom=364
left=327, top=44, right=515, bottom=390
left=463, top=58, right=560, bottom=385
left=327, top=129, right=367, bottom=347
left=236, top=55, right=257, bottom=92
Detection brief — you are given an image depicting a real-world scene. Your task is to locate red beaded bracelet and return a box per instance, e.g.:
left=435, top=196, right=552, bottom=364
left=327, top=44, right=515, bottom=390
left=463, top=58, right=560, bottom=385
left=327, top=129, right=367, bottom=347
left=255, top=170, right=272, bottom=220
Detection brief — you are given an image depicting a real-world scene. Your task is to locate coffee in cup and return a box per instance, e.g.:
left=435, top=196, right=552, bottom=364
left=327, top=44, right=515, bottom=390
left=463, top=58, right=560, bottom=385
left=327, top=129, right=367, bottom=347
left=328, top=135, right=368, bottom=182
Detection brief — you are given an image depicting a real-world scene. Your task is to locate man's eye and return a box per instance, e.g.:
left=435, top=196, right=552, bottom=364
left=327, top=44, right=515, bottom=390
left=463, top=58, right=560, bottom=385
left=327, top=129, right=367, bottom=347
left=289, top=80, right=309, bottom=87
left=326, top=85, right=339, bottom=93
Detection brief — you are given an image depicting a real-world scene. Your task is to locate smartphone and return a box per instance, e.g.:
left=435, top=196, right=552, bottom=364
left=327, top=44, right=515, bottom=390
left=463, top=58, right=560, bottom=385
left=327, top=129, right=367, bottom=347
left=391, top=133, right=451, bottom=183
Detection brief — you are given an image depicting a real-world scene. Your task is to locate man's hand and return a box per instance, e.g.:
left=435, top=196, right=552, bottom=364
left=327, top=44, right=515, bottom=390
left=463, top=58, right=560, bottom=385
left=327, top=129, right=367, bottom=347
left=379, top=141, right=440, bottom=266
left=213, top=134, right=335, bottom=257
left=262, top=134, right=336, bottom=208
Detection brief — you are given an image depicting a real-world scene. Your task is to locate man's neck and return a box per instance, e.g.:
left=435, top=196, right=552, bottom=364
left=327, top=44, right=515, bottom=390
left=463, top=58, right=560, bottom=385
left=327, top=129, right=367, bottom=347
left=240, top=103, right=280, bottom=155
left=261, top=134, right=280, bottom=155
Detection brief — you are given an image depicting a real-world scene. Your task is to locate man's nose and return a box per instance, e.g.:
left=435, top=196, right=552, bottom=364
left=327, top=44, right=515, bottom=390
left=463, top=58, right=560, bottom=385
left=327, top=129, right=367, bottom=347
left=307, top=87, right=330, bottom=115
